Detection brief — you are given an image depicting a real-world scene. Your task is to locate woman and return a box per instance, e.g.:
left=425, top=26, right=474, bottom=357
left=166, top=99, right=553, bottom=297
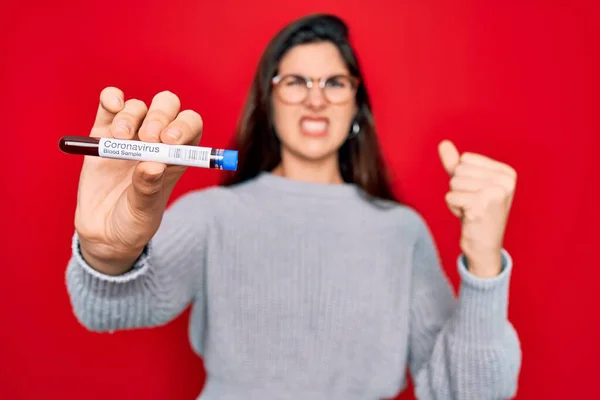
left=66, top=13, right=521, bottom=400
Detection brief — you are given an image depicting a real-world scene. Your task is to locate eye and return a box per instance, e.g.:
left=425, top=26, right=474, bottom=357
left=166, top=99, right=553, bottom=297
left=326, top=76, right=348, bottom=88
left=283, top=75, right=305, bottom=86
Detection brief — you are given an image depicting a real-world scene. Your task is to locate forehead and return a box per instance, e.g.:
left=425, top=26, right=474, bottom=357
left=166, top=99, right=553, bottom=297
left=277, top=42, right=349, bottom=76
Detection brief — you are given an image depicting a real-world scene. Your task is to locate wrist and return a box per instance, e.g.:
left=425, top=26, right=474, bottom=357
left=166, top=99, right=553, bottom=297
left=463, top=249, right=503, bottom=278
left=78, top=238, right=144, bottom=276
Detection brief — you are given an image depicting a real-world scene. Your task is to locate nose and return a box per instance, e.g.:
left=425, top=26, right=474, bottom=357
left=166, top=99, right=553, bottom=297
left=304, top=84, right=326, bottom=110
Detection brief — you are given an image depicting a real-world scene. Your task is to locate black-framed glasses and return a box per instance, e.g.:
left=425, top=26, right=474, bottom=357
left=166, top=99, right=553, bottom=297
left=271, top=74, right=360, bottom=105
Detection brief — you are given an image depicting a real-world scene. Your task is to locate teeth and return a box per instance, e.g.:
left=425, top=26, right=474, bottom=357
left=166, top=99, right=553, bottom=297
left=301, top=120, right=328, bottom=132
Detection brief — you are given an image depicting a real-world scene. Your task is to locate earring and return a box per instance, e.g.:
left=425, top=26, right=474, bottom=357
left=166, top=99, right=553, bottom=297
left=349, top=121, right=360, bottom=138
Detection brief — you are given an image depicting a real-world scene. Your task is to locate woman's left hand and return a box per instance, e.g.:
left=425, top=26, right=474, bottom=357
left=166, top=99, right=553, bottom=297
left=438, top=140, right=517, bottom=278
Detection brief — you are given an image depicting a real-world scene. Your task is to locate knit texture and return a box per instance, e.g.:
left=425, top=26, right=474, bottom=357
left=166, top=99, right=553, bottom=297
left=65, top=172, right=521, bottom=399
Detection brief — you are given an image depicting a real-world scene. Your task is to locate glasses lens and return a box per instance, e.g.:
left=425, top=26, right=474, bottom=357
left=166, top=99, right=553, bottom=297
left=275, top=75, right=307, bottom=103
left=324, top=76, right=355, bottom=103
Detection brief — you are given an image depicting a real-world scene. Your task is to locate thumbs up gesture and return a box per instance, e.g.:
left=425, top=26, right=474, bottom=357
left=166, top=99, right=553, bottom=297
left=438, top=140, right=517, bottom=278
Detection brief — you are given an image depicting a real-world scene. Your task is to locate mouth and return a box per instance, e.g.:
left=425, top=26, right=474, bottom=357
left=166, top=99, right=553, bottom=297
left=299, top=116, right=329, bottom=137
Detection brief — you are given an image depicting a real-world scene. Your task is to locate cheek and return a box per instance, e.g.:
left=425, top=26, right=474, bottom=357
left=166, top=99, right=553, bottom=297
left=330, top=105, right=356, bottom=138
left=272, top=102, right=299, bottom=138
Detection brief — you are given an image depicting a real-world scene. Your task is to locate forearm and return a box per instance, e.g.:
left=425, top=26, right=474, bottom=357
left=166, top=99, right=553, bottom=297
left=411, top=251, right=522, bottom=400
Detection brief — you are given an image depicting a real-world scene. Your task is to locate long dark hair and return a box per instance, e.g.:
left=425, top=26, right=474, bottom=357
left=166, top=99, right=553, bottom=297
left=221, top=13, right=398, bottom=202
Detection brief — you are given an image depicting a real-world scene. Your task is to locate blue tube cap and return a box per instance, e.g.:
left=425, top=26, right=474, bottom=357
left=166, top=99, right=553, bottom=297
left=222, top=150, right=238, bottom=171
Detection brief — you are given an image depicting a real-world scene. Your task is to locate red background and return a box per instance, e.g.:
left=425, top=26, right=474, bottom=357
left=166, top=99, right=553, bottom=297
left=1, top=1, right=598, bottom=399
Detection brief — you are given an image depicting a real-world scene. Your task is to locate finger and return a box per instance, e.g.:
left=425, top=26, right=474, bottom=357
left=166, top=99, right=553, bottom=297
left=160, top=109, right=204, bottom=145
left=460, top=152, right=517, bottom=178
left=445, top=191, right=466, bottom=218
left=438, top=140, right=460, bottom=176
left=454, top=164, right=516, bottom=193
left=128, top=161, right=168, bottom=214
left=138, top=91, right=181, bottom=142
left=109, top=99, right=148, bottom=139
left=446, top=191, right=470, bottom=211
left=454, top=163, right=509, bottom=180
left=454, top=163, right=490, bottom=179
left=449, top=175, right=491, bottom=192
left=92, top=87, right=125, bottom=131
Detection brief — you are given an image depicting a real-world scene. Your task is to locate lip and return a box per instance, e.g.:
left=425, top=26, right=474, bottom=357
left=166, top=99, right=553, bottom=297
left=299, top=116, right=330, bottom=137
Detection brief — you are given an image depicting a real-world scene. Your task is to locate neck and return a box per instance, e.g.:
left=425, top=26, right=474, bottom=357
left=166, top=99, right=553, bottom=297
left=272, top=150, right=344, bottom=185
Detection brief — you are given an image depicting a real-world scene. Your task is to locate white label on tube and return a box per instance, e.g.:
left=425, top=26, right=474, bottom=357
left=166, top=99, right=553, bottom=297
left=98, top=138, right=211, bottom=168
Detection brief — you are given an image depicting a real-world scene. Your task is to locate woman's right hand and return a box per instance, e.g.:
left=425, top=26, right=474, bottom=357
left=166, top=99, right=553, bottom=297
left=74, top=87, right=203, bottom=275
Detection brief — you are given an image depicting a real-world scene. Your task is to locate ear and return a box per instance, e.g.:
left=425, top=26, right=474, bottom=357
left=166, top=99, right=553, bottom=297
left=352, top=103, right=362, bottom=126
left=348, top=109, right=361, bottom=139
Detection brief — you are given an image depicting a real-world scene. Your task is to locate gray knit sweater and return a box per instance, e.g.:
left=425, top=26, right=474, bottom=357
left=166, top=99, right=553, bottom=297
left=65, top=172, right=521, bottom=399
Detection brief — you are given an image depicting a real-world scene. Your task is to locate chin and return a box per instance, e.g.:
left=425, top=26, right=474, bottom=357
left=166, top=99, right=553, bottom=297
left=298, top=149, right=337, bottom=162
left=283, top=138, right=342, bottom=162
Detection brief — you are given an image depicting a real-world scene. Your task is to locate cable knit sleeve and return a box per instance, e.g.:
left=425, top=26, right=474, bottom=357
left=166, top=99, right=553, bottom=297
left=408, top=219, right=522, bottom=399
left=64, top=190, right=211, bottom=333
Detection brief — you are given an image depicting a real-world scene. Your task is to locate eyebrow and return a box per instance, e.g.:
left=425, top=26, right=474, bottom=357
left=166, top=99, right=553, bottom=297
left=277, top=72, right=351, bottom=77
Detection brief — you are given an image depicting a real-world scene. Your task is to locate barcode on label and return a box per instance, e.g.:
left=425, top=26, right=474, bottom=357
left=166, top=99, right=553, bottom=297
left=168, top=147, right=209, bottom=162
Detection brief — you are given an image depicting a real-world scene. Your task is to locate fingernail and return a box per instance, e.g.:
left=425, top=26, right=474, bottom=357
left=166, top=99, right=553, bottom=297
left=145, top=121, right=162, bottom=139
left=113, top=120, right=130, bottom=137
left=111, top=97, right=122, bottom=109
left=145, top=168, right=164, bottom=182
left=166, top=128, right=181, bottom=141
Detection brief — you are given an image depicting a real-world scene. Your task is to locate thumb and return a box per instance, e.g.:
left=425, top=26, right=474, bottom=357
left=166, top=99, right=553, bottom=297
left=128, top=161, right=167, bottom=215
left=438, top=139, right=460, bottom=175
